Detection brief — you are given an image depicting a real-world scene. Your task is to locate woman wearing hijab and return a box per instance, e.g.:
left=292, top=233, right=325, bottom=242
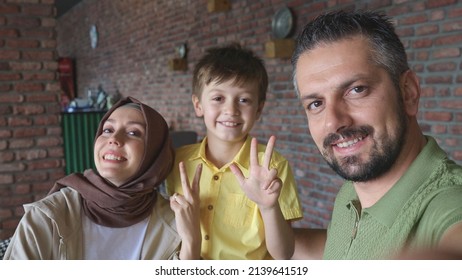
left=4, top=97, right=201, bottom=260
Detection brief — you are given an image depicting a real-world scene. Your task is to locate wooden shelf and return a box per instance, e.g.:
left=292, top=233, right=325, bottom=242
left=168, top=58, right=187, bottom=71
left=265, top=39, right=295, bottom=59
left=208, top=0, right=230, bottom=12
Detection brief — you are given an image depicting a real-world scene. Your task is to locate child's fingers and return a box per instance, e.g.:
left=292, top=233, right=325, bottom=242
left=230, top=163, right=245, bottom=185
left=170, top=193, right=183, bottom=209
left=179, top=161, right=192, bottom=200
left=191, top=163, right=202, bottom=195
left=265, top=178, right=282, bottom=194
left=263, top=135, right=276, bottom=169
left=250, top=137, right=258, bottom=167
left=261, top=168, right=279, bottom=190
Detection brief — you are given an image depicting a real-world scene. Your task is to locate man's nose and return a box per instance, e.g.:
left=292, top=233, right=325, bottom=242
left=324, top=101, right=352, bottom=133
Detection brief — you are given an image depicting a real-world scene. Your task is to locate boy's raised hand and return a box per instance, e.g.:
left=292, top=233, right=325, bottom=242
left=230, top=136, right=283, bottom=210
left=170, top=162, right=202, bottom=259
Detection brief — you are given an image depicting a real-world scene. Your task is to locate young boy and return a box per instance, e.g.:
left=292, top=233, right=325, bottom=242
left=166, top=44, right=302, bottom=260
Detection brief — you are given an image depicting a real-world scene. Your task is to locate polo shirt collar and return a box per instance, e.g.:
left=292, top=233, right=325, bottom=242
left=190, top=137, right=207, bottom=161
left=190, top=136, right=252, bottom=171
left=351, top=136, right=446, bottom=227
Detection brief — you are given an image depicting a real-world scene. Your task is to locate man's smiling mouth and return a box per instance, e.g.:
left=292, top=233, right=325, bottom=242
left=335, top=136, right=364, bottom=148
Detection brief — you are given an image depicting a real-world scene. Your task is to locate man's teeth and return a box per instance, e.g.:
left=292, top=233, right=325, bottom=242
left=336, top=137, right=363, bottom=148
left=104, top=154, right=123, bottom=161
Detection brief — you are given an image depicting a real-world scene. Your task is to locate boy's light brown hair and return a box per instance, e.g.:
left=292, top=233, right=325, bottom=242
left=192, top=43, right=268, bottom=104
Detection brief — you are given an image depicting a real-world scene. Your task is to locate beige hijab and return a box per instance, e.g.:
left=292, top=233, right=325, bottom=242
left=49, top=97, right=174, bottom=227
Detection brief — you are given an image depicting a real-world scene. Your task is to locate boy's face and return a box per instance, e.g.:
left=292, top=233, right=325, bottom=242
left=94, top=106, right=146, bottom=186
left=193, top=78, right=264, bottom=145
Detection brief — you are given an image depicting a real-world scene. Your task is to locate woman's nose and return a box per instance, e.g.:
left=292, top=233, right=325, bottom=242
left=108, top=132, right=123, bottom=146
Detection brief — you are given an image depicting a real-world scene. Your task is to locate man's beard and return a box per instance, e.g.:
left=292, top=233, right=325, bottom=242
left=320, top=114, right=407, bottom=182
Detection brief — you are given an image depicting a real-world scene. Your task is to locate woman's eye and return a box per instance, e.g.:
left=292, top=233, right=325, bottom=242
left=102, top=128, right=112, bottom=134
left=127, top=130, right=140, bottom=136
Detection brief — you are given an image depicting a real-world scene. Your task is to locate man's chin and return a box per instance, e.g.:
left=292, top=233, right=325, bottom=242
left=327, top=161, right=368, bottom=181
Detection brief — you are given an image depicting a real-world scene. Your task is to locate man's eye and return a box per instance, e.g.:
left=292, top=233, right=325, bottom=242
left=351, top=86, right=367, bottom=94
left=308, top=100, right=322, bottom=110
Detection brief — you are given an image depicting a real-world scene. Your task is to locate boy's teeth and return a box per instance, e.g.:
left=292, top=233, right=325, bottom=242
left=222, top=122, right=237, bottom=127
left=336, top=137, right=363, bottom=148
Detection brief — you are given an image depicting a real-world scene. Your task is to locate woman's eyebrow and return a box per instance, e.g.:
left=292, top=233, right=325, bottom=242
left=104, top=118, right=146, bottom=127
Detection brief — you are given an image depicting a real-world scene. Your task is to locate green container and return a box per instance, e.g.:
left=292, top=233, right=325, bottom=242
left=61, top=110, right=106, bottom=174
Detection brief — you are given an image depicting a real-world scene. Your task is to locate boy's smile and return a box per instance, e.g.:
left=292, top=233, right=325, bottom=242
left=218, top=121, right=241, bottom=127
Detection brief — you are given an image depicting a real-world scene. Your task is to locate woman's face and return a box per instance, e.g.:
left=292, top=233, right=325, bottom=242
left=94, top=106, right=146, bottom=186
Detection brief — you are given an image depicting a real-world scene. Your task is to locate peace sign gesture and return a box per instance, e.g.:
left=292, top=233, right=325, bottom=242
left=230, top=136, right=283, bottom=210
left=170, top=162, right=202, bottom=259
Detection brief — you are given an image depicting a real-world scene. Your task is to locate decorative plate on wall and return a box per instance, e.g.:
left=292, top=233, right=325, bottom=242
left=271, top=6, right=294, bottom=39
left=176, top=43, right=187, bottom=58
left=90, top=24, right=98, bottom=49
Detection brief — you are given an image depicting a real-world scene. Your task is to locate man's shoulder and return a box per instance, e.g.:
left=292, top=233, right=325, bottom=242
left=425, top=185, right=462, bottom=209
left=416, top=184, right=462, bottom=244
left=415, top=168, right=462, bottom=231
left=424, top=156, right=462, bottom=195
left=444, top=158, right=462, bottom=183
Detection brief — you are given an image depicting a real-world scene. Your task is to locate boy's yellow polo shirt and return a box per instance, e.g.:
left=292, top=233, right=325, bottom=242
left=166, top=136, right=302, bottom=260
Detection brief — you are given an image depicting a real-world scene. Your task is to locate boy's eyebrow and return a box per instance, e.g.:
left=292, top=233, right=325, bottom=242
left=208, top=87, right=256, bottom=95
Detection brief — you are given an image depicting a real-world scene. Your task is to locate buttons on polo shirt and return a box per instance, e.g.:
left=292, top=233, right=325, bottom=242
left=207, top=205, right=213, bottom=210
left=204, top=235, right=210, bottom=240
left=213, top=175, right=219, bottom=180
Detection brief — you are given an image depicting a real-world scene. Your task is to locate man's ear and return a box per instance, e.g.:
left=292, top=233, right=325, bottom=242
left=192, top=95, right=203, bottom=117
left=400, top=70, right=421, bottom=117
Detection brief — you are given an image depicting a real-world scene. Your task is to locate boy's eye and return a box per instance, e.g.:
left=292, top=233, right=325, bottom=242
left=239, top=98, right=249, bottom=103
left=212, top=96, right=223, bottom=102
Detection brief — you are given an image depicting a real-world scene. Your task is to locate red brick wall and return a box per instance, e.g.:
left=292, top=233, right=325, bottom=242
left=53, top=0, right=462, bottom=228
left=0, top=0, right=64, bottom=239
left=1, top=0, right=461, bottom=239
